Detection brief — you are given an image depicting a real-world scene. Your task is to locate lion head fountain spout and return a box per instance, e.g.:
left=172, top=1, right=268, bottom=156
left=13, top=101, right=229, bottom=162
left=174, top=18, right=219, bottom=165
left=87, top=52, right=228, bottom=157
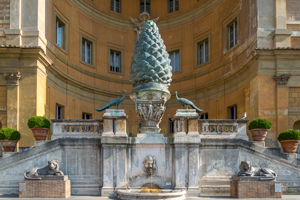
left=129, top=20, right=172, bottom=137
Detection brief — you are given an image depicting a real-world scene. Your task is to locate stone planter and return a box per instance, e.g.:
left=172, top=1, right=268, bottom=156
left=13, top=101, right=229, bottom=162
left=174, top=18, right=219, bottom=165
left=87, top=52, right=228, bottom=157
left=0, top=140, right=18, bottom=152
left=31, top=128, right=49, bottom=140
left=250, top=129, right=268, bottom=141
left=280, top=140, right=299, bottom=153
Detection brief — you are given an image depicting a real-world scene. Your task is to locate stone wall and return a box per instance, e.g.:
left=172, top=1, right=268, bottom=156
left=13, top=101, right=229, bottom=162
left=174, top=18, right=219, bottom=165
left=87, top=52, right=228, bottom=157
left=287, top=0, right=300, bottom=21
left=288, top=87, right=300, bottom=129
left=0, top=0, right=10, bottom=22
left=0, top=138, right=102, bottom=195
left=289, top=87, right=300, bottom=108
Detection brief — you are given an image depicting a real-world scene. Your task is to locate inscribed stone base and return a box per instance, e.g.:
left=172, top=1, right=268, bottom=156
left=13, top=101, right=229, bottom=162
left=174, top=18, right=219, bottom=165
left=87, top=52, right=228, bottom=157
left=230, top=180, right=282, bottom=198
left=19, top=180, right=71, bottom=198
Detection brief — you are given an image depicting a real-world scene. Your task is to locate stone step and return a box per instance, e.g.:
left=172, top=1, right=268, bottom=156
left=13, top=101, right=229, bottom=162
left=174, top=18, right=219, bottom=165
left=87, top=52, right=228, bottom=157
left=199, top=180, right=230, bottom=186
left=200, top=185, right=230, bottom=196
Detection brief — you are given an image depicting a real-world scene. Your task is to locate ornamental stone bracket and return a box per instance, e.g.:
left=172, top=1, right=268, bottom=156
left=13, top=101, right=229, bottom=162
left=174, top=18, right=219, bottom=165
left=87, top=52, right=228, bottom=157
left=4, top=72, right=21, bottom=86
left=274, top=74, right=291, bottom=86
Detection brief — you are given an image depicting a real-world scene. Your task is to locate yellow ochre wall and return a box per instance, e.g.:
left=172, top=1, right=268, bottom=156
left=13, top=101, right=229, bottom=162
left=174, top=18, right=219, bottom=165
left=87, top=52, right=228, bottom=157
left=2, top=0, right=300, bottom=146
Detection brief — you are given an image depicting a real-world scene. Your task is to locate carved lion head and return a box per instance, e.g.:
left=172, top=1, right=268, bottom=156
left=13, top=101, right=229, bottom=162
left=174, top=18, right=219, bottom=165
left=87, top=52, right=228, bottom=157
left=48, top=160, right=59, bottom=170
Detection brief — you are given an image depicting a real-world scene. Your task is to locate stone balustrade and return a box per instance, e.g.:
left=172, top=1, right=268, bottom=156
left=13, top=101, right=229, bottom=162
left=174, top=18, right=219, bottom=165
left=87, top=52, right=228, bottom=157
left=51, top=119, right=103, bottom=139
left=198, top=119, right=249, bottom=140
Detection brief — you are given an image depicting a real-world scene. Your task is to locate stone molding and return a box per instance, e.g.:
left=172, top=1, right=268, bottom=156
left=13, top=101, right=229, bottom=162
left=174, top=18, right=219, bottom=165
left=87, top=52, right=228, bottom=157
left=3, top=72, right=21, bottom=85
left=274, top=74, right=291, bottom=86
left=70, top=0, right=223, bottom=30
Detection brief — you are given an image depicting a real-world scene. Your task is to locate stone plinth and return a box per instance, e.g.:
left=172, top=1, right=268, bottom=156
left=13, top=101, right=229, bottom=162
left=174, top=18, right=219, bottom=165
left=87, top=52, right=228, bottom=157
left=103, top=109, right=127, bottom=137
left=19, top=178, right=71, bottom=198
left=173, top=109, right=199, bottom=137
left=230, top=176, right=282, bottom=198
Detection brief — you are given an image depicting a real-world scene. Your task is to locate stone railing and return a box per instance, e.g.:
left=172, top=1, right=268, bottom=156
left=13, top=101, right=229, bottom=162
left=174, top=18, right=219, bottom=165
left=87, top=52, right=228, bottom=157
left=198, top=119, right=249, bottom=140
left=51, top=119, right=103, bottom=139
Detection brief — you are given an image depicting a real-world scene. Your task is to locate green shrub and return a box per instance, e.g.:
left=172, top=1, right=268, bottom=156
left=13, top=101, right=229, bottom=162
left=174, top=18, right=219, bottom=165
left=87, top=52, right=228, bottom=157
left=248, top=118, right=272, bottom=130
left=0, top=128, right=21, bottom=140
left=278, top=129, right=300, bottom=141
left=27, top=116, right=50, bottom=129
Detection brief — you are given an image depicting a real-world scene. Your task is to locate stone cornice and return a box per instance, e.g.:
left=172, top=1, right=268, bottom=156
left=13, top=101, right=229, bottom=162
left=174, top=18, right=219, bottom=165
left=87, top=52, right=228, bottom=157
left=70, top=0, right=223, bottom=30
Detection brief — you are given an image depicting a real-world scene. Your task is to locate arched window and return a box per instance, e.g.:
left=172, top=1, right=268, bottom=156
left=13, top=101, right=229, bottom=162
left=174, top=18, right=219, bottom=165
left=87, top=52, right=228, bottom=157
left=140, top=0, right=150, bottom=14
left=293, top=120, right=300, bottom=131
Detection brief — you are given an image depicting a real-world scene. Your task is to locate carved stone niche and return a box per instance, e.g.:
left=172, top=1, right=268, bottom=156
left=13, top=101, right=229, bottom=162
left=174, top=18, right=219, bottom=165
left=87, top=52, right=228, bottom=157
left=130, top=91, right=170, bottom=137
left=274, top=74, right=291, bottom=86
left=4, top=72, right=21, bottom=86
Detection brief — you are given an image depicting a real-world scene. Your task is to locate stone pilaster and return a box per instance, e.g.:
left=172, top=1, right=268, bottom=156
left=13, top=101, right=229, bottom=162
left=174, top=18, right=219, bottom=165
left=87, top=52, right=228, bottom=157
left=174, top=143, right=186, bottom=190
left=187, top=144, right=200, bottom=196
left=4, top=72, right=21, bottom=130
left=101, top=109, right=128, bottom=197
left=100, top=144, right=115, bottom=197
left=116, top=144, right=127, bottom=189
left=173, top=109, right=201, bottom=195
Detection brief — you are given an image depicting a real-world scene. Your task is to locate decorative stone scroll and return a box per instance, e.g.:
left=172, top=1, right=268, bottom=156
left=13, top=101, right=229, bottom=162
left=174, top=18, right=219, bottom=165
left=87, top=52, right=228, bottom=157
left=274, top=74, right=291, bottom=86
left=4, top=72, right=21, bottom=85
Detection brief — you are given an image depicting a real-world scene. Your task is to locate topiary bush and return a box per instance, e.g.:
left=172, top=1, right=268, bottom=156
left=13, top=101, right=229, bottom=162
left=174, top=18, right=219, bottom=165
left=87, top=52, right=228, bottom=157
left=248, top=118, right=272, bottom=130
left=278, top=129, right=300, bottom=141
left=0, top=128, right=21, bottom=140
left=27, top=116, right=50, bottom=129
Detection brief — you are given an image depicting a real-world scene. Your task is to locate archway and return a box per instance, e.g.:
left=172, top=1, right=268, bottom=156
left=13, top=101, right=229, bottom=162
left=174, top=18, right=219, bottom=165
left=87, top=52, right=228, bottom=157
left=293, top=120, right=300, bottom=131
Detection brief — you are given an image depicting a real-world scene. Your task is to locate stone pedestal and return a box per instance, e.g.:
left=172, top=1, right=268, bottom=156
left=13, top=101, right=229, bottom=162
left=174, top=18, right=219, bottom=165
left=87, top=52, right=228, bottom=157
left=19, top=176, right=70, bottom=198
left=102, top=109, right=127, bottom=137
left=230, top=176, right=282, bottom=198
left=173, top=109, right=199, bottom=137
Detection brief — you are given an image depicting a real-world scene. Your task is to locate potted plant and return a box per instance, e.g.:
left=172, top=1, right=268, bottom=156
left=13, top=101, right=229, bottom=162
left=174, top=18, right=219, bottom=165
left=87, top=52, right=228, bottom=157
left=0, top=128, right=21, bottom=152
left=278, top=129, right=300, bottom=153
left=28, top=116, right=50, bottom=140
left=248, top=118, right=272, bottom=141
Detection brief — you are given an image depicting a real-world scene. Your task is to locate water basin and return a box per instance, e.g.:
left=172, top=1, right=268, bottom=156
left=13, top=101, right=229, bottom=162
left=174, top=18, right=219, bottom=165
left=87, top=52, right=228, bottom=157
left=117, top=189, right=186, bottom=200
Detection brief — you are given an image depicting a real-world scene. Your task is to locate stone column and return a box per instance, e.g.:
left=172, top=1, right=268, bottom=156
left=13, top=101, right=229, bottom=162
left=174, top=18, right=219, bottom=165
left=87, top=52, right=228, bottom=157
left=4, top=72, right=21, bottom=130
left=6, top=0, right=22, bottom=46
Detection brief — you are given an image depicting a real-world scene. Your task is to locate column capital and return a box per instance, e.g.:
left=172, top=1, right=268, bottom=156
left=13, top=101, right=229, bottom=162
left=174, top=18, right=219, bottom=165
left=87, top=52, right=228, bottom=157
left=4, top=72, right=21, bottom=85
left=274, top=74, right=291, bottom=86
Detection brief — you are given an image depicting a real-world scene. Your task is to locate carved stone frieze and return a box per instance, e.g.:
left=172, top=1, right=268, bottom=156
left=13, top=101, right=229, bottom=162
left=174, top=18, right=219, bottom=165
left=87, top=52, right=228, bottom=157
left=4, top=72, right=21, bottom=85
left=274, top=74, right=291, bottom=86
left=130, top=91, right=170, bottom=136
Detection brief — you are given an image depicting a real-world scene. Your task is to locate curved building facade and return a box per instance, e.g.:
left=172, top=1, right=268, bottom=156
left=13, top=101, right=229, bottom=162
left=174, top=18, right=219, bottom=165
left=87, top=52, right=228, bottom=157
left=0, top=0, right=300, bottom=146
